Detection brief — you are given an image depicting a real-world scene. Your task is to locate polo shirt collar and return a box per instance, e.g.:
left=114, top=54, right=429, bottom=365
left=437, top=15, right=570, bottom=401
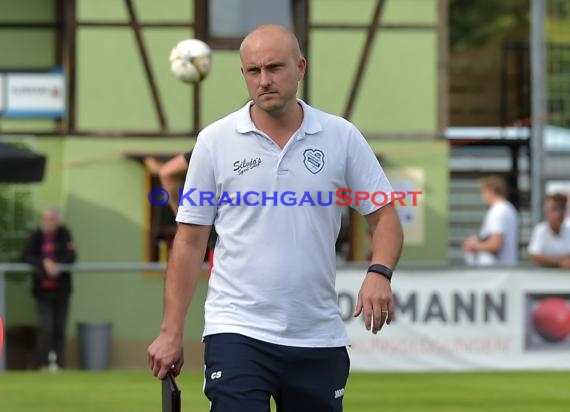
left=235, top=99, right=322, bottom=135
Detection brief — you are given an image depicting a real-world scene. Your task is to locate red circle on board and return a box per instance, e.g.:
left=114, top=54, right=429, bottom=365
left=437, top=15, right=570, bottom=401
left=532, top=297, right=570, bottom=342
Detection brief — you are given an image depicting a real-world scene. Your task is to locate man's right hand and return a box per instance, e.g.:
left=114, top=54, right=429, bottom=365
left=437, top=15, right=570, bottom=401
left=147, top=223, right=210, bottom=379
left=147, top=333, right=184, bottom=379
left=463, top=235, right=478, bottom=252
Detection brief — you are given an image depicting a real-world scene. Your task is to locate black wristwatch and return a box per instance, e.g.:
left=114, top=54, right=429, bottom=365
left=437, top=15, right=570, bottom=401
left=367, top=264, right=393, bottom=282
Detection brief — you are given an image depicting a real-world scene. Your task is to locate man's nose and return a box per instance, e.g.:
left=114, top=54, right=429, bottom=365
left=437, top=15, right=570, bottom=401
left=260, top=69, right=271, bottom=87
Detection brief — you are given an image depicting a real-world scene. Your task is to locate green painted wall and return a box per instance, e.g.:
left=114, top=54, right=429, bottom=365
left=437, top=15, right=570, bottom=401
left=2, top=138, right=65, bottom=326
left=310, top=0, right=438, bottom=132
left=4, top=135, right=448, bottom=335
left=0, top=0, right=55, bottom=22
left=309, top=30, right=437, bottom=133
left=364, top=140, right=448, bottom=262
left=77, top=0, right=194, bottom=22
left=312, top=0, right=437, bottom=25
left=1, top=0, right=447, bottom=350
left=1, top=0, right=439, bottom=134
left=0, top=0, right=56, bottom=132
left=4, top=137, right=207, bottom=341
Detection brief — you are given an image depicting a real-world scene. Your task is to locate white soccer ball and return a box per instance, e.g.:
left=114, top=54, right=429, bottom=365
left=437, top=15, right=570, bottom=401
left=169, top=39, right=212, bottom=84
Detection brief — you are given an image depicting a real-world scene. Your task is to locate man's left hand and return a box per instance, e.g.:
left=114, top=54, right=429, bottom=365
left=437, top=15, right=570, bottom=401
left=561, top=256, right=570, bottom=269
left=353, top=272, right=394, bottom=334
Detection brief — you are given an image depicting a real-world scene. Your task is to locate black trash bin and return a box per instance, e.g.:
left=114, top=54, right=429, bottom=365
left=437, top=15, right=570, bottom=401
left=77, top=322, right=112, bottom=370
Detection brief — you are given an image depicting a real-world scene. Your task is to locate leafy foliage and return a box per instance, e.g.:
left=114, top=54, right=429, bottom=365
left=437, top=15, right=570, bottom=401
left=450, top=0, right=530, bottom=51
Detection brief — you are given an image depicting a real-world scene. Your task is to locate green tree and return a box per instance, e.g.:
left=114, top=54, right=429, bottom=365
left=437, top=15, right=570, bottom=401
left=450, top=0, right=530, bottom=51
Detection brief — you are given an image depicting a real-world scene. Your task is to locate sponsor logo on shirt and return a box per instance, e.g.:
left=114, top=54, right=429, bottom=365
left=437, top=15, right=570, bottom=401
left=233, top=157, right=262, bottom=175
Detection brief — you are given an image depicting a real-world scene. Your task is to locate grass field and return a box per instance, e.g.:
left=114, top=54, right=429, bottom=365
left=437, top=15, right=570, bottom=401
left=1, top=371, right=569, bottom=411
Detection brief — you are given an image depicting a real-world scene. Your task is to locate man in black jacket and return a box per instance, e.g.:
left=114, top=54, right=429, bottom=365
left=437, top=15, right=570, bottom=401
left=22, top=207, right=76, bottom=370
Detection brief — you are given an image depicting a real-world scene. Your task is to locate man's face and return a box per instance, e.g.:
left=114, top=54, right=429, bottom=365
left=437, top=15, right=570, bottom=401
left=240, top=33, right=306, bottom=114
left=480, top=186, right=493, bottom=206
left=545, top=199, right=565, bottom=231
left=41, top=211, right=60, bottom=233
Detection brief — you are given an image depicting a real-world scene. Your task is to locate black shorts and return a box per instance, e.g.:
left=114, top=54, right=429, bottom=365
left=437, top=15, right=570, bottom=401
left=203, top=333, right=350, bottom=412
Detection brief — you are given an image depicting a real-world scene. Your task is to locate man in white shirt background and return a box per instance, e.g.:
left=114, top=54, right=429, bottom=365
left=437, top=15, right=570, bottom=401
left=463, top=175, right=520, bottom=266
left=528, top=193, right=570, bottom=268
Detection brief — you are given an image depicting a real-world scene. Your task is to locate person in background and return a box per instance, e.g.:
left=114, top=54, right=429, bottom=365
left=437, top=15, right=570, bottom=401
left=145, top=152, right=192, bottom=214
left=145, top=153, right=216, bottom=273
left=463, top=175, right=519, bottom=266
left=21, top=207, right=76, bottom=370
left=528, top=193, right=570, bottom=268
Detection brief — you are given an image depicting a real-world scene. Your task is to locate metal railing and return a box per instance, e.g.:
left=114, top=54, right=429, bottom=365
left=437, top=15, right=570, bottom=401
left=0, top=262, right=174, bottom=371
left=0, top=259, right=536, bottom=371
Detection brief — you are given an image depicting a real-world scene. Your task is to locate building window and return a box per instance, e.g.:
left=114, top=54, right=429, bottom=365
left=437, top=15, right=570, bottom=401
left=146, top=172, right=213, bottom=266
left=209, top=0, right=292, bottom=37
left=197, top=0, right=293, bottom=49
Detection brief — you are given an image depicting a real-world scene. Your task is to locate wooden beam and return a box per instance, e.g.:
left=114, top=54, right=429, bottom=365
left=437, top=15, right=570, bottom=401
left=194, top=0, right=207, bottom=40
left=54, top=0, right=65, bottom=134
left=192, top=82, right=201, bottom=135
left=125, top=0, right=168, bottom=131
left=193, top=0, right=208, bottom=133
left=0, top=130, right=455, bottom=140
left=343, top=0, right=386, bottom=120
left=77, top=21, right=195, bottom=28
left=293, top=0, right=310, bottom=103
left=64, top=0, right=78, bottom=133
left=343, top=0, right=386, bottom=262
left=0, top=130, right=193, bottom=138
left=437, top=0, right=449, bottom=135
left=0, top=22, right=60, bottom=29
left=310, top=23, right=435, bottom=30
left=74, top=130, right=194, bottom=138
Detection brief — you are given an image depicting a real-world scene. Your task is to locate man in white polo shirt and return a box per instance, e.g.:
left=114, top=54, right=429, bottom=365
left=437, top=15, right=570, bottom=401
left=148, top=24, right=403, bottom=411
left=463, top=175, right=519, bottom=266
left=528, top=193, right=570, bottom=267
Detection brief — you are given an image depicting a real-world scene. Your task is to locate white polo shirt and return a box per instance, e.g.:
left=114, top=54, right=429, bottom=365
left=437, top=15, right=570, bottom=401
left=479, top=200, right=519, bottom=266
left=528, top=221, right=570, bottom=259
left=176, top=99, right=393, bottom=348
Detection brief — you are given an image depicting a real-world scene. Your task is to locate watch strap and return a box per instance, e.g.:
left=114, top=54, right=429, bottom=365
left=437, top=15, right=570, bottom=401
left=367, top=264, right=393, bottom=282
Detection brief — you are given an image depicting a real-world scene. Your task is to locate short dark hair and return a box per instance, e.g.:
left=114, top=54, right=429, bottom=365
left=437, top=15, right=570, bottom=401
left=546, top=193, right=567, bottom=211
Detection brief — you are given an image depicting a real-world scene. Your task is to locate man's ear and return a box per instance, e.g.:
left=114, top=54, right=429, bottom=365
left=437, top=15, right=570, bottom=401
left=297, top=58, right=307, bottom=80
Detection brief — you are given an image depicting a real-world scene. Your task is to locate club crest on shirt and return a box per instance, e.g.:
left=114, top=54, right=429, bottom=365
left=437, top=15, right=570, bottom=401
left=303, top=149, right=325, bottom=174
left=233, top=157, right=262, bottom=175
